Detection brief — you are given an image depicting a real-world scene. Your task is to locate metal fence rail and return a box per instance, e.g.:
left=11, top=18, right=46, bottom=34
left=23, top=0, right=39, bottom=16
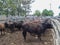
left=0, top=15, right=60, bottom=23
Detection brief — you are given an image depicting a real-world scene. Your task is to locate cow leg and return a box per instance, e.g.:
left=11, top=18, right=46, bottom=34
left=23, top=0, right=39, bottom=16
left=22, top=31, right=27, bottom=41
left=1, top=29, right=2, bottom=35
left=0, top=29, right=5, bottom=35
left=3, top=29, right=5, bottom=35
left=38, top=34, right=41, bottom=41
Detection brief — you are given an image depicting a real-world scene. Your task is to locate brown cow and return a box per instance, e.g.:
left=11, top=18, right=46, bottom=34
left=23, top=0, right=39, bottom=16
left=0, top=23, right=5, bottom=35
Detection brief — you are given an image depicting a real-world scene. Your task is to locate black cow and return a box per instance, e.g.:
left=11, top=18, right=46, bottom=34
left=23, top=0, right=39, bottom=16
left=13, top=21, right=23, bottom=31
left=4, top=21, right=23, bottom=33
left=4, top=22, right=15, bottom=33
left=21, top=19, right=53, bottom=41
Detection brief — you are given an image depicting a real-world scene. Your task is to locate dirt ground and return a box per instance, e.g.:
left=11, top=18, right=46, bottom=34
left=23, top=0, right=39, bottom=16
left=0, top=29, right=54, bottom=45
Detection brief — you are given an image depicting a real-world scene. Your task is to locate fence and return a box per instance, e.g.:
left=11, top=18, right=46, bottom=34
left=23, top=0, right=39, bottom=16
left=0, top=15, right=59, bottom=23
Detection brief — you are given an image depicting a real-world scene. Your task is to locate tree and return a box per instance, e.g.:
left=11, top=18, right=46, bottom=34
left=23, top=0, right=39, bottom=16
left=42, top=9, right=49, bottom=16
left=59, top=6, right=60, bottom=9
left=0, top=0, right=34, bottom=16
left=59, top=6, right=60, bottom=16
left=42, top=9, right=54, bottom=16
left=48, top=10, right=54, bottom=16
left=34, top=10, right=41, bottom=16
left=0, top=0, right=4, bottom=15
left=0, top=0, right=24, bottom=16
left=22, top=0, right=34, bottom=16
left=59, top=13, right=60, bottom=16
left=0, top=0, right=16, bottom=15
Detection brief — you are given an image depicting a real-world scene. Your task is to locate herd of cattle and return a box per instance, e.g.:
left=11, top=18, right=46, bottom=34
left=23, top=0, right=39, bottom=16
left=0, top=18, right=54, bottom=41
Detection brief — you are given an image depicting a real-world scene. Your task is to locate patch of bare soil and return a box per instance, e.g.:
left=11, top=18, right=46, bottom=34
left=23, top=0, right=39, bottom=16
left=0, top=29, right=54, bottom=45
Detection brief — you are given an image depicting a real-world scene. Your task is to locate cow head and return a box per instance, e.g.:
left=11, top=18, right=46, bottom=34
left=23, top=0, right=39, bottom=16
left=42, top=18, right=53, bottom=29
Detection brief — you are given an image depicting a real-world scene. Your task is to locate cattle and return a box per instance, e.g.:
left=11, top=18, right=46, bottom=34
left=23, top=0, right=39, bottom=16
left=0, top=23, right=5, bottom=35
left=13, top=21, right=23, bottom=31
left=4, top=21, right=24, bottom=33
left=21, top=19, right=53, bottom=41
left=4, top=21, right=15, bottom=33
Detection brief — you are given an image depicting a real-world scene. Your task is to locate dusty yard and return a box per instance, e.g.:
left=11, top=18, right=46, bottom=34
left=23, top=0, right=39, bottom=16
left=0, top=29, right=54, bottom=45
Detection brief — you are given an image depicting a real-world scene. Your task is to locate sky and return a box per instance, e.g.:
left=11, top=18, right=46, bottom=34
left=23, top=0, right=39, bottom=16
left=30, top=0, right=60, bottom=16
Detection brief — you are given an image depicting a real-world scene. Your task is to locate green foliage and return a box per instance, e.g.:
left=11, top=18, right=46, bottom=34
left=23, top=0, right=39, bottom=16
left=59, top=7, right=60, bottom=16
left=59, top=13, right=60, bottom=16
left=42, top=9, right=49, bottom=16
left=42, top=9, right=54, bottom=16
left=0, top=0, right=34, bottom=16
left=48, top=10, right=54, bottom=16
left=34, top=10, right=41, bottom=16
left=3, top=9, right=8, bottom=15
left=59, top=6, right=60, bottom=9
